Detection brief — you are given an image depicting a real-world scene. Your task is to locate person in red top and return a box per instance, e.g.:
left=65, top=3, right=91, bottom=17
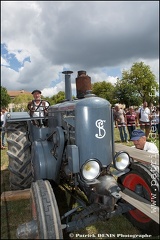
left=126, top=106, right=137, bottom=140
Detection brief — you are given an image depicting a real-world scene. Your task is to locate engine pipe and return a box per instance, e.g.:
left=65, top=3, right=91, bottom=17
left=62, top=71, right=73, bottom=101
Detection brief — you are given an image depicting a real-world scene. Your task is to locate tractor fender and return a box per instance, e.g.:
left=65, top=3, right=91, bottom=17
left=31, top=140, right=59, bottom=182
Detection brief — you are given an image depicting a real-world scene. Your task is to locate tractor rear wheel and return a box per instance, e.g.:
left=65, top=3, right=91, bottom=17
left=31, top=180, right=63, bottom=239
left=7, top=122, right=33, bottom=190
left=118, top=162, right=159, bottom=235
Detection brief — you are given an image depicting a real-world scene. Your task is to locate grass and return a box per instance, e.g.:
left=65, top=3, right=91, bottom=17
left=1, top=128, right=159, bottom=239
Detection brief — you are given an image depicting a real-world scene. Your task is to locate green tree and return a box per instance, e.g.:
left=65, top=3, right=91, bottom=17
left=115, top=62, right=159, bottom=107
left=13, top=94, right=33, bottom=111
left=114, top=79, right=141, bottom=108
left=1, top=86, right=11, bottom=108
left=92, top=81, right=115, bottom=105
left=42, top=96, right=54, bottom=106
left=49, top=91, right=65, bottom=104
left=43, top=91, right=77, bottom=106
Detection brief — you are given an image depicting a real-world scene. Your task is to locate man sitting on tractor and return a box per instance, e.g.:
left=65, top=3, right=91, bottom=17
left=27, top=90, right=50, bottom=126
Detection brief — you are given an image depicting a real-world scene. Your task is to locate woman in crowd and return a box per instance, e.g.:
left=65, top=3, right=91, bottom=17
left=126, top=106, right=137, bottom=140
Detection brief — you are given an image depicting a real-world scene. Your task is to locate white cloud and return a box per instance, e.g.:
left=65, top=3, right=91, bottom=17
left=1, top=56, right=9, bottom=66
left=42, top=81, right=65, bottom=97
left=1, top=1, right=159, bottom=96
left=8, top=49, right=30, bottom=63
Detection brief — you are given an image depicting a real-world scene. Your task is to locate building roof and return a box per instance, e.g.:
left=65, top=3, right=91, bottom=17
left=7, top=90, right=31, bottom=98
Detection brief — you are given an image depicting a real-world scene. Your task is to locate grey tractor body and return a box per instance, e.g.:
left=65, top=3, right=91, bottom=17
left=5, top=70, right=159, bottom=238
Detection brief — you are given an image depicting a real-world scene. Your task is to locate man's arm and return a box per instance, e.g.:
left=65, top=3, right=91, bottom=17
left=27, top=101, right=35, bottom=116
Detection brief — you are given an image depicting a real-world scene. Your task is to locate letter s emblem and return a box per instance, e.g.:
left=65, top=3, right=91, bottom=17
left=95, top=119, right=106, bottom=139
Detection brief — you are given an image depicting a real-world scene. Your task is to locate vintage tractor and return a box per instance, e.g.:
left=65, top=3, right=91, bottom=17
left=5, top=70, right=159, bottom=239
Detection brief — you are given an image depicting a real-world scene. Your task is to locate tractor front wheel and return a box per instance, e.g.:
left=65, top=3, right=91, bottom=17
left=31, top=180, right=63, bottom=239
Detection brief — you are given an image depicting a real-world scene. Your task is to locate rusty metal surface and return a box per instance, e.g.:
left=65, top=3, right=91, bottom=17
left=76, top=71, right=91, bottom=98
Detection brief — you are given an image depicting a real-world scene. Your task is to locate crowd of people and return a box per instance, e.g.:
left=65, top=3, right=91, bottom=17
left=113, top=101, right=160, bottom=142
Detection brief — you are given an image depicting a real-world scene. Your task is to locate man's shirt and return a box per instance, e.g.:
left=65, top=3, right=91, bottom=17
left=132, top=141, right=159, bottom=154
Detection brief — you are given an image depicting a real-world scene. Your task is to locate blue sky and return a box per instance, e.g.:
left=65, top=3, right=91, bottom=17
left=1, top=43, right=31, bottom=72
left=1, top=1, right=159, bottom=97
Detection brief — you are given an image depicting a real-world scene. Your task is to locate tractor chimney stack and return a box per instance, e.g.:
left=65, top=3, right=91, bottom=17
left=76, top=70, right=92, bottom=99
left=62, top=71, right=73, bottom=101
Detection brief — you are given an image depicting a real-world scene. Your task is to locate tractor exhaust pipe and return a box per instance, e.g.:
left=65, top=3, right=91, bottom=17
left=62, top=71, right=73, bottom=101
left=76, top=70, right=92, bottom=99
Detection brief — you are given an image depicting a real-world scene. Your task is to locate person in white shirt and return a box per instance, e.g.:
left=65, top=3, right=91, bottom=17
left=1, top=107, right=8, bottom=149
left=27, top=90, right=50, bottom=126
left=136, top=101, right=151, bottom=139
left=130, top=129, right=159, bottom=154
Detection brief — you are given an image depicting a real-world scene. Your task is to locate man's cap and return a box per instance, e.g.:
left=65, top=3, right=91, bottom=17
left=31, top=90, right=41, bottom=94
left=130, top=129, right=145, bottom=141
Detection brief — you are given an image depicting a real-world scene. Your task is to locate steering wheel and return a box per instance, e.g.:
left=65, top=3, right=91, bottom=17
left=28, top=100, right=50, bottom=112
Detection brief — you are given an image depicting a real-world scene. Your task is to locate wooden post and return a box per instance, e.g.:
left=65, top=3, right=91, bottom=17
left=115, top=143, right=159, bottom=165
left=1, top=188, right=31, bottom=202
left=120, top=187, right=159, bottom=224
